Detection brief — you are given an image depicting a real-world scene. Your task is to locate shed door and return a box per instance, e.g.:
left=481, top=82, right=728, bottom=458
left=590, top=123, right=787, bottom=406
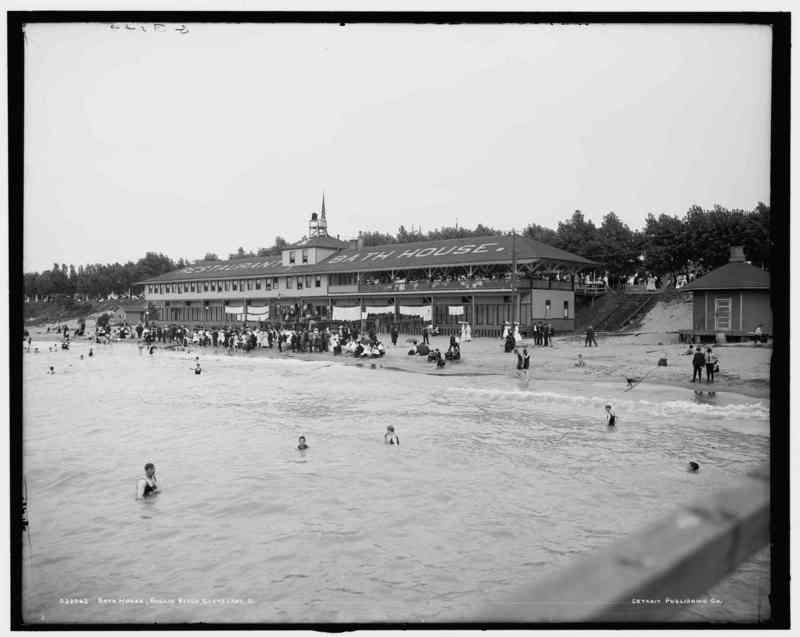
left=714, top=297, right=732, bottom=330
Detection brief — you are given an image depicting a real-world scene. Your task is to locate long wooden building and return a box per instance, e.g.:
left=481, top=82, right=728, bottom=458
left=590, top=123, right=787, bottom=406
left=139, top=200, right=597, bottom=334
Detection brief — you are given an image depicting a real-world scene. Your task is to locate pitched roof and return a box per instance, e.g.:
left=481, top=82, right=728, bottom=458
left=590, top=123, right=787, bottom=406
left=308, top=234, right=596, bottom=273
left=138, top=234, right=596, bottom=284
left=287, top=235, right=350, bottom=249
left=683, top=261, right=770, bottom=291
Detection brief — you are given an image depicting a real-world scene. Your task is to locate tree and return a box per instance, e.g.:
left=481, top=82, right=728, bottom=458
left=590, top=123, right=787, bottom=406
left=555, top=211, right=603, bottom=262
left=523, top=223, right=558, bottom=246
left=203, top=253, right=220, bottom=261
left=641, top=213, right=688, bottom=276
left=596, top=212, right=641, bottom=280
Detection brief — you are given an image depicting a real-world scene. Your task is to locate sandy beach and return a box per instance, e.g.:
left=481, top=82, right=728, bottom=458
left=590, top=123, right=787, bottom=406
left=31, top=322, right=770, bottom=400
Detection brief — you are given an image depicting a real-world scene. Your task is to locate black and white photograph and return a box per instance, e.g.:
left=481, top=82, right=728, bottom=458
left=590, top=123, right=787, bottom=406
left=8, top=10, right=789, bottom=629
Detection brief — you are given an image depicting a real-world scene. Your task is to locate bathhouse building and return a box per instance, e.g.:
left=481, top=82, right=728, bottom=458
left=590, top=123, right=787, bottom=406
left=139, top=200, right=597, bottom=335
left=683, top=246, right=771, bottom=341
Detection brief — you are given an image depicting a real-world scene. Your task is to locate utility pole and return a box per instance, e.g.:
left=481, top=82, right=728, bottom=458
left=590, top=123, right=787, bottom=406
left=511, top=229, right=518, bottom=324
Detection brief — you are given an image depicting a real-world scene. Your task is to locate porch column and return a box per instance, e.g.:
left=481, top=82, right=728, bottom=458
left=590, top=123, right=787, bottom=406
left=471, top=294, right=476, bottom=331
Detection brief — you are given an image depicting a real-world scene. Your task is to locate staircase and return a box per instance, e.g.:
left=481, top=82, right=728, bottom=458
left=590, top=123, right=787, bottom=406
left=594, top=293, right=659, bottom=332
left=575, top=289, right=662, bottom=333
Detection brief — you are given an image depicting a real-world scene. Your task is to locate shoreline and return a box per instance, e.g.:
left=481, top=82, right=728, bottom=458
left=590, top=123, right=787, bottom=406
left=27, top=330, right=771, bottom=400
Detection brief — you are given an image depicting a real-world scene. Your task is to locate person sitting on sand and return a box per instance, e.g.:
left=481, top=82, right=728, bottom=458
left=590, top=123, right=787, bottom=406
left=194, top=361, right=202, bottom=375
left=605, top=404, right=616, bottom=427
left=384, top=425, right=400, bottom=446
left=297, top=435, right=309, bottom=451
left=136, top=463, right=159, bottom=499
left=688, top=461, right=700, bottom=473
left=575, top=353, right=585, bottom=367
left=47, top=366, right=55, bottom=375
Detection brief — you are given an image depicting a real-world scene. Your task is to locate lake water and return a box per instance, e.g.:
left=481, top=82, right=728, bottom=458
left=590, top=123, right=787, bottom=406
left=22, top=340, right=770, bottom=624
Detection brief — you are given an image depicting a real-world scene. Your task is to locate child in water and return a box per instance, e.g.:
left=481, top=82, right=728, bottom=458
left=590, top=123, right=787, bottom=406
left=194, top=362, right=202, bottom=375
left=384, top=425, right=400, bottom=446
left=297, top=435, right=308, bottom=450
left=605, top=404, right=616, bottom=427
left=47, top=366, right=55, bottom=375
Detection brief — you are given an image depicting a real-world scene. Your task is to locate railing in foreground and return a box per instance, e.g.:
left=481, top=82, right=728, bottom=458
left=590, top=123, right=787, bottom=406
left=480, top=466, right=769, bottom=622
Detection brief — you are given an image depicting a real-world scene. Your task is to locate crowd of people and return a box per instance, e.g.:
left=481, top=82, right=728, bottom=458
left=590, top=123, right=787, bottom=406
left=132, top=322, right=392, bottom=360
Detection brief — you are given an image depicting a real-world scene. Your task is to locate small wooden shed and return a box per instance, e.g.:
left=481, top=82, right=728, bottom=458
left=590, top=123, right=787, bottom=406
left=683, top=246, right=770, bottom=342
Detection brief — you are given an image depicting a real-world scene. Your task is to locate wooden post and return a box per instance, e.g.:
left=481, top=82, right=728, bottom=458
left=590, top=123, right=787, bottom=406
left=471, top=294, right=477, bottom=331
left=479, top=466, right=769, bottom=623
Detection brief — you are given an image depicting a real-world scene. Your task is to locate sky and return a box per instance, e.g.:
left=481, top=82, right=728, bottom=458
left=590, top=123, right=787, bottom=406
left=22, top=21, right=772, bottom=272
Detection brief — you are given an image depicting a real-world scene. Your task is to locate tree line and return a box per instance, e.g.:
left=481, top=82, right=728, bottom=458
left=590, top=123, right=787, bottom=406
left=24, top=203, right=771, bottom=300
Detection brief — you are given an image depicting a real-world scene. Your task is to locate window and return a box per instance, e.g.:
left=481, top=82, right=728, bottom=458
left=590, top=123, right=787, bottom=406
left=302, top=249, right=308, bottom=264
left=315, top=275, right=321, bottom=288
left=264, top=279, right=271, bottom=290
left=287, top=277, right=294, bottom=289
left=232, top=281, right=238, bottom=291
left=204, top=281, right=209, bottom=292
left=224, top=280, right=230, bottom=291
left=255, top=279, right=262, bottom=290
left=330, top=273, right=356, bottom=286
left=247, top=279, right=253, bottom=291
left=272, top=277, right=279, bottom=289
left=184, top=283, right=189, bottom=293
left=297, top=276, right=304, bottom=290
left=563, top=300, right=569, bottom=318
left=545, top=299, right=551, bottom=319
left=305, top=276, right=311, bottom=289
left=190, top=282, right=196, bottom=292
left=289, top=251, right=296, bottom=264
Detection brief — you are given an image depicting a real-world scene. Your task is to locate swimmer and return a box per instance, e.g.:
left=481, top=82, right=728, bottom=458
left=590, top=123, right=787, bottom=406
left=297, top=435, right=309, bottom=450
left=384, top=425, right=400, bottom=446
left=136, top=462, right=159, bottom=499
left=688, top=461, right=700, bottom=473
left=605, top=404, right=616, bottom=427
left=47, top=366, right=55, bottom=375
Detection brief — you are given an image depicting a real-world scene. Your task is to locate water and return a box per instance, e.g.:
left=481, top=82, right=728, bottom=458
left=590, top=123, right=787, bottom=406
left=22, top=341, right=770, bottom=623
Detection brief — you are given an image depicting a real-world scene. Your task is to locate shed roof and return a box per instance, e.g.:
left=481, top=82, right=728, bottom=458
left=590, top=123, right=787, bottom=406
left=683, top=261, right=770, bottom=291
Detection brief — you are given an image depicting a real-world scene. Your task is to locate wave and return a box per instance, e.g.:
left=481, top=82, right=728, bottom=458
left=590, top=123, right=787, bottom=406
left=446, top=386, right=770, bottom=420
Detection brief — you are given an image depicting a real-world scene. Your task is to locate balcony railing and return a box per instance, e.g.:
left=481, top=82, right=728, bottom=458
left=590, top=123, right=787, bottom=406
left=358, top=279, right=513, bottom=293
left=358, top=278, right=576, bottom=294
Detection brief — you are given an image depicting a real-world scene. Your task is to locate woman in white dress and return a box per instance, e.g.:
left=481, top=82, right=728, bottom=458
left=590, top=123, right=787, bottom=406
left=465, top=323, right=472, bottom=342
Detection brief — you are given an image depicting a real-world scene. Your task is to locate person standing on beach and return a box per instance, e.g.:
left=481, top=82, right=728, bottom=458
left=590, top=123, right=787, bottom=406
left=584, top=325, right=597, bottom=347
left=390, top=324, right=399, bottom=346
left=691, top=347, right=705, bottom=383
left=705, top=348, right=717, bottom=383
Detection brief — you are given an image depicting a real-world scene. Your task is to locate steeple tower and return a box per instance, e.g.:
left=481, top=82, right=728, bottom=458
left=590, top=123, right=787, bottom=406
left=308, top=191, right=329, bottom=238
